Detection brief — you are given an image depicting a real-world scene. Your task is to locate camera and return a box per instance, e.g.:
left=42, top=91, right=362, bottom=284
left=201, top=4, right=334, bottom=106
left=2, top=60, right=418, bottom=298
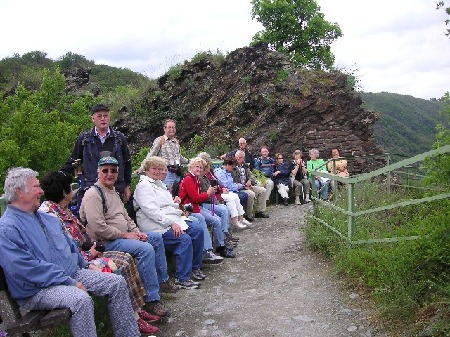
left=184, top=203, right=194, bottom=213
left=210, top=180, right=217, bottom=187
left=81, top=241, right=105, bottom=253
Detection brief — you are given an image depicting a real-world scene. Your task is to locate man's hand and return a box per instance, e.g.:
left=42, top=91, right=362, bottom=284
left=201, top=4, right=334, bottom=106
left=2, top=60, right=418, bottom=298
left=137, top=232, right=148, bottom=241
left=121, top=232, right=141, bottom=240
left=75, top=281, right=87, bottom=292
left=123, top=185, right=131, bottom=202
left=222, top=187, right=229, bottom=193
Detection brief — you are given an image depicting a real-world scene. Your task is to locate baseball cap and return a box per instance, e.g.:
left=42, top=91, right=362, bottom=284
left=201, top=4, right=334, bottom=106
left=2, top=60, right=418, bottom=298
left=98, top=156, right=119, bottom=167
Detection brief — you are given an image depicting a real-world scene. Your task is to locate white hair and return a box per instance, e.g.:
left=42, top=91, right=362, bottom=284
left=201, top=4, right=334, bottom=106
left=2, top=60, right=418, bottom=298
left=3, top=167, right=38, bottom=203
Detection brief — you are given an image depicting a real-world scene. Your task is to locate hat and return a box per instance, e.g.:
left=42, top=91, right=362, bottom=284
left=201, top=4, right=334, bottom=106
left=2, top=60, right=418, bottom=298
left=91, top=103, right=110, bottom=115
left=98, top=156, right=119, bottom=167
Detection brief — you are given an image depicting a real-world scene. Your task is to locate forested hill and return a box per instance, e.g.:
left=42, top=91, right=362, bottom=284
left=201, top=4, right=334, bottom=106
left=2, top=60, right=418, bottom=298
left=360, top=92, right=445, bottom=157
left=0, top=51, right=150, bottom=95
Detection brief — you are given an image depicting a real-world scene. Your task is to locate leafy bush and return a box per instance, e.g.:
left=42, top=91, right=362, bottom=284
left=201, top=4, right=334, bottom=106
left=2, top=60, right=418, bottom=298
left=0, top=69, right=94, bottom=192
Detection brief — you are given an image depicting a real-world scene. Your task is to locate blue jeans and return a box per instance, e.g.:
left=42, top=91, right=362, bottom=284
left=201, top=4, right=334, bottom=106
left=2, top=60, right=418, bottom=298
left=163, top=171, right=181, bottom=190
left=144, top=231, right=169, bottom=284
left=104, top=233, right=168, bottom=302
left=202, top=203, right=229, bottom=234
left=310, top=178, right=329, bottom=200
left=189, top=212, right=213, bottom=251
left=162, top=217, right=204, bottom=281
left=200, top=207, right=225, bottom=247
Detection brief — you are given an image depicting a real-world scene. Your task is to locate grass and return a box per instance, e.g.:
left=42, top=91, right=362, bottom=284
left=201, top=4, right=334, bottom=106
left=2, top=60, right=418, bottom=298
left=304, top=180, right=450, bottom=336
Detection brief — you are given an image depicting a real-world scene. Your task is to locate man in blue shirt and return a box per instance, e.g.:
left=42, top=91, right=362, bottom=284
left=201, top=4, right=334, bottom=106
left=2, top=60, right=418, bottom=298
left=0, top=167, right=139, bottom=337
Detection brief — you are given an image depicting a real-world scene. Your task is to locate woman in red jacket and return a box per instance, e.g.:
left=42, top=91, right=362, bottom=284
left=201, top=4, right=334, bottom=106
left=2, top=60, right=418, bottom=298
left=179, top=157, right=234, bottom=258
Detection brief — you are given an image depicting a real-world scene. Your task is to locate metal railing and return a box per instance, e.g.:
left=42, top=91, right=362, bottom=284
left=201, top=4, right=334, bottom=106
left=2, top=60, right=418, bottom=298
left=309, top=144, right=450, bottom=245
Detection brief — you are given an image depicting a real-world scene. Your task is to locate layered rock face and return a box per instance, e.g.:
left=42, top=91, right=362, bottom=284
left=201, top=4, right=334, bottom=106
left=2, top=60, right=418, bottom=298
left=114, top=43, right=384, bottom=174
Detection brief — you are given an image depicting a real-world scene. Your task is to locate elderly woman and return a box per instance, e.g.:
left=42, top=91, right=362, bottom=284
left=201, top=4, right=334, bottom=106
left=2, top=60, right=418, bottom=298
left=306, top=148, right=329, bottom=200
left=289, top=150, right=311, bottom=204
left=197, top=152, right=242, bottom=244
left=179, top=157, right=235, bottom=258
left=273, top=153, right=292, bottom=206
left=134, top=156, right=205, bottom=288
left=39, top=171, right=160, bottom=335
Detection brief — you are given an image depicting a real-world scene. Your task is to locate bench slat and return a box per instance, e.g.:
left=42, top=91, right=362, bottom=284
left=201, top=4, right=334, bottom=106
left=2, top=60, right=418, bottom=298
left=40, top=308, right=72, bottom=328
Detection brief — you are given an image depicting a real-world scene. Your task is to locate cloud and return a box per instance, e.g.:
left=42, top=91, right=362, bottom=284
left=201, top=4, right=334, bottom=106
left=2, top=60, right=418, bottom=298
left=0, top=0, right=448, bottom=99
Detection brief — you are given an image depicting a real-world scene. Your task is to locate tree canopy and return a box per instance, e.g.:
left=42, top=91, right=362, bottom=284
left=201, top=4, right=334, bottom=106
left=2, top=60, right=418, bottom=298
left=250, top=0, right=342, bottom=69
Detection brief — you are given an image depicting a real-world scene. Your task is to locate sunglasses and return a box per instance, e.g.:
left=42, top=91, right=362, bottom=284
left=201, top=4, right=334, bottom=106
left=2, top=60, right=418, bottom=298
left=101, top=168, right=118, bottom=174
left=277, top=157, right=283, bottom=159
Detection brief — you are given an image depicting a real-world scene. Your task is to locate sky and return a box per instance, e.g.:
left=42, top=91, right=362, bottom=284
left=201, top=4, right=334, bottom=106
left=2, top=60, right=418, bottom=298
left=0, top=0, right=448, bottom=99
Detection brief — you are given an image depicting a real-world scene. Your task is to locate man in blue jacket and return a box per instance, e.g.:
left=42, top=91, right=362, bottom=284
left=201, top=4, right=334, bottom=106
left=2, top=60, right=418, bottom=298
left=254, top=146, right=275, bottom=201
left=0, top=167, right=139, bottom=337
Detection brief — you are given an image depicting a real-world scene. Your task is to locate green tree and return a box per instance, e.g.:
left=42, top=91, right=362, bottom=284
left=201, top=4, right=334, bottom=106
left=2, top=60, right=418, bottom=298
left=437, top=1, right=450, bottom=37
left=251, top=0, right=342, bottom=69
left=423, top=92, right=450, bottom=186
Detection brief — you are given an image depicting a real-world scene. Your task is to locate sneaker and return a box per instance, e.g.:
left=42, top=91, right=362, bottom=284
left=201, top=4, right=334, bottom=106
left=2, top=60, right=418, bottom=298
left=137, top=317, right=160, bottom=334
left=225, top=237, right=238, bottom=247
left=255, top=211, right=269, bottom=218
left=202, top=250, right=224, bottom=264
left=216, top=245, right=235, bottom=258
left=175, top=278, right=201, bottom=289
left=244, top=214, right=255, bottom=222
left=234, top=221, right=247, bottom=229
left=159, top=279, right=180, bottom=293
left=227, top=232, right=239, bottom=241
left=191, top=269, right=206, bottom=280
left=295, top=196, right=301, bottom=205
left=145, top=301, right=170, bottom=317
left=241, top=218, right=252, bottom=226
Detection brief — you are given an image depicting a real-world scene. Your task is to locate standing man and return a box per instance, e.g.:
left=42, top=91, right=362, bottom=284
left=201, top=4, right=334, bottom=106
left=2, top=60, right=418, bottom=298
left=220, top=137, right=254, bottom=169
left=254, top=146, right=275, bottom=201
left=61, top=103, right=132, bottom=203
left=0, top=167, right=139, bottom=337
left=139, top=119, right=188, bottom=189
left=80, top=156, right=174, bottom=317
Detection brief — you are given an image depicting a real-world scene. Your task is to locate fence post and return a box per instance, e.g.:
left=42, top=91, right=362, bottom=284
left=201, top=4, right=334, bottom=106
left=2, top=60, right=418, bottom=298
left=347, top=182, right=355, bottom=241
left=386, top=154, right=391, bottom=193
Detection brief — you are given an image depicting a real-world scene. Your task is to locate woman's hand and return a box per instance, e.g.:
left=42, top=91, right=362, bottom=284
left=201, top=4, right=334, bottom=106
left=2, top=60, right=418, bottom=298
left=222, top=188, right=229, bottom=193
left=173, top=196, right=181, bottom=204
left=207, top=186, right=216, bottom=196
left=171, top=223, right=184, bottom=238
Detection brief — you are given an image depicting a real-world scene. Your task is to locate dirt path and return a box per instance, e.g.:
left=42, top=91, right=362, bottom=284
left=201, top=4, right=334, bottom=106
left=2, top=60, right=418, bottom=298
left=158, top=203, right=388, bottom=337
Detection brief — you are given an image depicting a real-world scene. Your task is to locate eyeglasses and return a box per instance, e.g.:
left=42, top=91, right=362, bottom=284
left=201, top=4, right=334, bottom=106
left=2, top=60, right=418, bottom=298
left=101, top=168, right=118, bottom=174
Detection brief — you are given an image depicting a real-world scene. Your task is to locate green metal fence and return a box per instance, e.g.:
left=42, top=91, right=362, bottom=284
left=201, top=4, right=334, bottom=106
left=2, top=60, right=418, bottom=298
left=309, top=144, right=450, bottom=245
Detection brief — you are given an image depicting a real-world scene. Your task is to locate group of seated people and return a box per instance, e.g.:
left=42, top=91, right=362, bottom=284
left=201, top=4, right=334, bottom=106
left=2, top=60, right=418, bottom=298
left=0, top=139, right=348, bottom=336
left=222, top=138, right=349, bottom=204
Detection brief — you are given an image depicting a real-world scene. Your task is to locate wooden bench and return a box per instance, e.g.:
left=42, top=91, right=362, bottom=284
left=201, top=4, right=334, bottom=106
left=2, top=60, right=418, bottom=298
left=0, top=198, right=72, bottom=336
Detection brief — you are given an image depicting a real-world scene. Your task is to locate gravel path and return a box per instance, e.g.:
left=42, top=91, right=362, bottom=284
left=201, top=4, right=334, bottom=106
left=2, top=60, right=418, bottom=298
left=157, top=203, right=389, bottom=337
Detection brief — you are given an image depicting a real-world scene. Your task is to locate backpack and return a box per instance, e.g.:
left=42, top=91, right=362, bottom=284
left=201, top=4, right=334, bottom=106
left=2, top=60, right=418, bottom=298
left=124, top=192, right=138, bottom=223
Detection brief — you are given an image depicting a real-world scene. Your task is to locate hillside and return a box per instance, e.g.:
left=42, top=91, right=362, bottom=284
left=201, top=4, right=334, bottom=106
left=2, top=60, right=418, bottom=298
left=116, top=44, right=384, bottom=174
left=360, top=92, right=445, bottom=157
left=0, top=51, right=150, bottom=95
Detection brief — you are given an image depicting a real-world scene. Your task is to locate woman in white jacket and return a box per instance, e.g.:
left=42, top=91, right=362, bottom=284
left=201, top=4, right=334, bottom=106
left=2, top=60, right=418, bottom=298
left=133, top=156, right=205, bottom=289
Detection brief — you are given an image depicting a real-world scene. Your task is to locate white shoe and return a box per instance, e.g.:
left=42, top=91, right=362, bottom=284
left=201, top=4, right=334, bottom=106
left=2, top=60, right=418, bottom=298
left=234, top=221, right=248, bottom=229
left=295, top=196, right=301, bottom=205
left=304, top=197, right=311, bottom=203
left=240, top=218, right=251, bottom=226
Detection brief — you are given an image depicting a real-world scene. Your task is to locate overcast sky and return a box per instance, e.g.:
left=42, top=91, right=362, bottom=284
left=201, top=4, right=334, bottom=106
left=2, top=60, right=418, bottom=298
left=0, top=0, right=448, bottom=99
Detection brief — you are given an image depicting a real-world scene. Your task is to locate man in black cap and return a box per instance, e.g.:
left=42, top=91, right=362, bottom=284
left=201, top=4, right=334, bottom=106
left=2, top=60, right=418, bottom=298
left=61, top=103, right=132, bottom=203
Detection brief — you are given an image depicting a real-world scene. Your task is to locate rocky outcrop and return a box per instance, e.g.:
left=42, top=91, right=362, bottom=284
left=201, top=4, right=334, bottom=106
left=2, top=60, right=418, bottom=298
left=115, top=43, right=384, bottom=174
